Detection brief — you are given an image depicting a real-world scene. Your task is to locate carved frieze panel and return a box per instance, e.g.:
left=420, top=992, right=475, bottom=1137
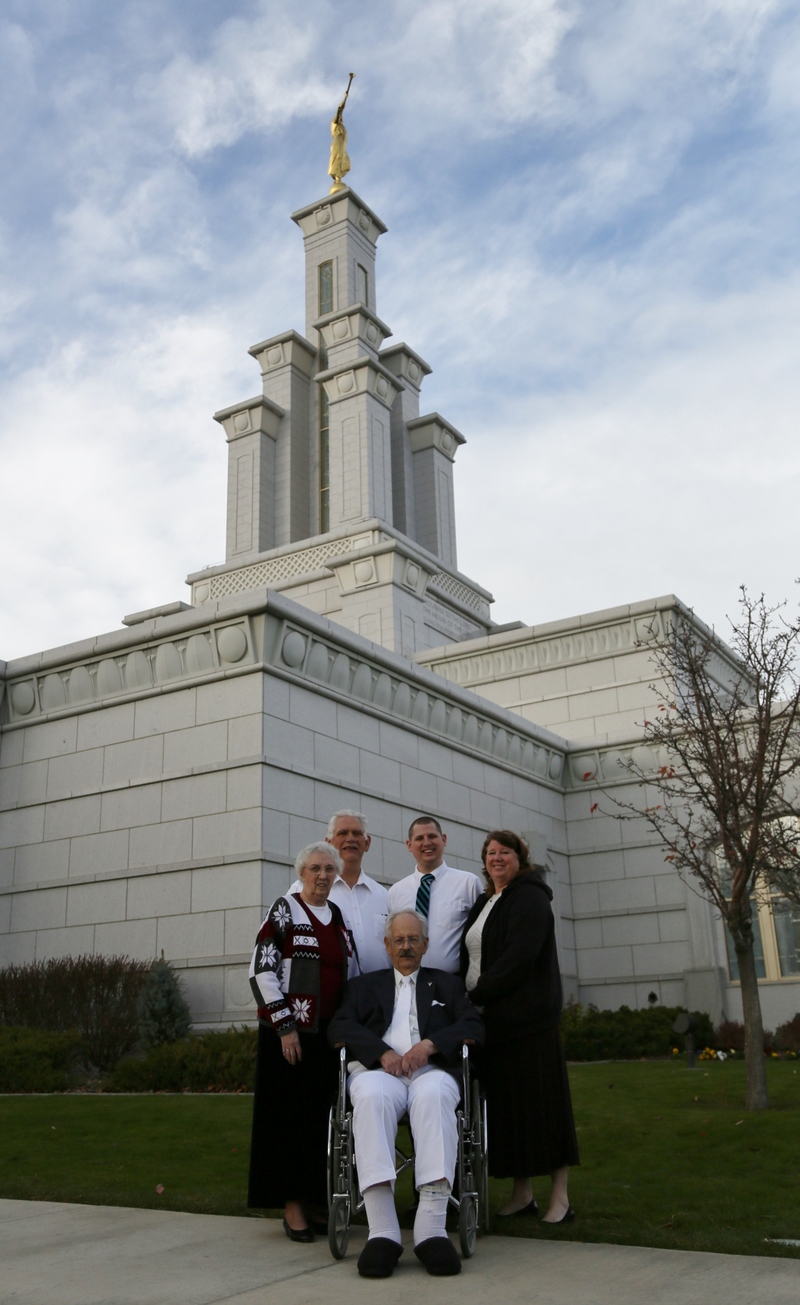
left=4, top=619, right=254, bottom=725
left=268, top=617, right=565, bottom=786
left=427, top=610, right=670, bottom=686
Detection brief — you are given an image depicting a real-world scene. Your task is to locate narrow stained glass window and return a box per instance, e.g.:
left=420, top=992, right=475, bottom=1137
left=318, top=338, right=330, bottom=534
left=318, top=261, right=333, bottom=316
left=356, top=263, right=368, bottom=306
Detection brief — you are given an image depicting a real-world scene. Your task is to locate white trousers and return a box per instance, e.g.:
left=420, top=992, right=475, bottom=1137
left=348, top=1066, right=461, bottom=1192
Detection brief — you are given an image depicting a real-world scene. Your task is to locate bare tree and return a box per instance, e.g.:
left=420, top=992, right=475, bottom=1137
left=596, top=588, right=800, bottom=1111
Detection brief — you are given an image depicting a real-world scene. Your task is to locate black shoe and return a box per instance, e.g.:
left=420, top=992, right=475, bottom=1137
left=357, top=1237, right=404, bottom=1278
left=543, top=1204, right=574, bottom=1225
left=282, top=1218, right=314, bottom=1243
left=497, top=1199, right=539, bottom=1218
left=414, top=1237, right=461, bottom=1276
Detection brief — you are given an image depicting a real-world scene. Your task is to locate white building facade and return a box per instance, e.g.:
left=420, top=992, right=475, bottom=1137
left=1, top=183, right=797, bottom=1030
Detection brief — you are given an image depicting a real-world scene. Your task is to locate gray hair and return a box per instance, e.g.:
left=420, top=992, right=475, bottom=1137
left=294, top=841, right=344, bottom=878
left=326, top=809, right=369, bottom=838
left=384, top=909, right=429, bottom=941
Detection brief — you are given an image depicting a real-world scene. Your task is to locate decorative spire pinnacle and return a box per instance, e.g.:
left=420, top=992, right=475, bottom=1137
left=328, top=72, right=355, bottom=194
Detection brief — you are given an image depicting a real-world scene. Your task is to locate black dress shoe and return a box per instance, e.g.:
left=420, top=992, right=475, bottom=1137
left=543, top=1204, right=575, bottom=1225
left=283, top=1218, right=314, bottom=1243
left=498, top=1199, right=539, bottom=1218
left=414, top=1237, right=461, bottom=1276
left=357, top=1237, right=404, bottom=1278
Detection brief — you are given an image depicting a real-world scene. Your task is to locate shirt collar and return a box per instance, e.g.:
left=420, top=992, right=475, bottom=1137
left=393, top=967, right=419, bottom=988
left=414, top=860, right=447, bottom=879
left=335, top=868, right=374, bottom=890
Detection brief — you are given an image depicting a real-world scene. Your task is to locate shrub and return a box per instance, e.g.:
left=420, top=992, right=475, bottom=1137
left=109, top=1027, right=257, bottom=1093
left=0, top=1026, right=83, bottom=1093
left=773, top=1014, right=800, bottom=1053
left=137, top=960, right=192, bottom=1048
left=0, top=955, right=149, bottom=1071
left=713, top=1018, right=782, bottom=1054
left=561, top=1001, right=715, bottom=1061
left=714, top=1018, right=745, bottom=1052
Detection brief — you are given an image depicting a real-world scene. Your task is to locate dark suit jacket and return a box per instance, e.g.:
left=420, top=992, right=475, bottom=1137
left=327, top=967, right=484, bottom=1071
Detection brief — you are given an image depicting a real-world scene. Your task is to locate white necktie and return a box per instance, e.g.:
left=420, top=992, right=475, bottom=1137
left=386, top=978, right=413, bottom=1055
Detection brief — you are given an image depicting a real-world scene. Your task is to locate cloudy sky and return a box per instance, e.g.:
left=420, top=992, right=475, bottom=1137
left=1, top=0, right=799, bottom=662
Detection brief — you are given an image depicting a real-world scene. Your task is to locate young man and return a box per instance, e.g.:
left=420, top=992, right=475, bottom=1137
left=386, top=817, right=481, bottom=973
left=287, top=811, right=390, bottom=972
left=328, top=910, right=484, bottom=1278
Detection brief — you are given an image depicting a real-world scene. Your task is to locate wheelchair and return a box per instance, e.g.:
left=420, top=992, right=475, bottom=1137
left=327, top=1042, right=489, bottom=1261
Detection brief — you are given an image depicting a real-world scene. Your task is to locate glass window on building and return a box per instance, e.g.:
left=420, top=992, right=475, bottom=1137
left=771, top=888, right=800, bottom=976
left=318, top=337, right=330, bottom=534
left=724, top=907, right=766, bottom=981
left=356, top=263, right=368, bottom=306
left=319, top=260, right=333, bottom=316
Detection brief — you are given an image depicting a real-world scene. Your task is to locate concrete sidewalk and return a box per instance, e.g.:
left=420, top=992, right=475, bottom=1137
left=2, top=1200, right=799, bottom=1305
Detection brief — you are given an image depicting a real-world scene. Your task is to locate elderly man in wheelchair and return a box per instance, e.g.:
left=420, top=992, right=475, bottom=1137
left=327, top=909, right=485, bottom=1279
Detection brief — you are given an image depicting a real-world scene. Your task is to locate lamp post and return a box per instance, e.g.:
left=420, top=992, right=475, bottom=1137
left=672, top=1012, right=697, bottom=1069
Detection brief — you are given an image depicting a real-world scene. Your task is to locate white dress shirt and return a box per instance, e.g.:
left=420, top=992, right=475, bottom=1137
left=386, top=861, right=482, bottom=973
left=286, top=870, right=390, bottom=973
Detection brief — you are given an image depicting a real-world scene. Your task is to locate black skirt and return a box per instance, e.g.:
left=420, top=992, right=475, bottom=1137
left=482, top=1026, right=580, bottom=1178
left=247, top=1020, right=338, bottom=1209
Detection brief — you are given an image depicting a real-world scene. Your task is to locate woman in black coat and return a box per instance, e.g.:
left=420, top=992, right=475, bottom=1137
left=461, top=829, right=578, bottom=1222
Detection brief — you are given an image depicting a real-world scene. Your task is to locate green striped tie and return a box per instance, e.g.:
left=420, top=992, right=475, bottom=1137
left=415, top=873, right=435, bottom=918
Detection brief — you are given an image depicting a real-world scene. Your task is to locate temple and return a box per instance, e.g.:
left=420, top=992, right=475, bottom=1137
left=1, top=175, right=797, bottom=1032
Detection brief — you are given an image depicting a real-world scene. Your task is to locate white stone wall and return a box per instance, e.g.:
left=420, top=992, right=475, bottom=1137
left=1, top=590, right=573, bottom=1028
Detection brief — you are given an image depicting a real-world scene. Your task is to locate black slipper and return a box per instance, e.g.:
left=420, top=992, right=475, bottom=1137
left=543, top=1204, right=575, bottom=1225
left=414, top=1237, right=461, bottom=1276
left=357, top=1237, right=404, bottom=1278
left=282, top=1218, right=313, bottom=1243
left=498, top=1198, right=539, bottom=1218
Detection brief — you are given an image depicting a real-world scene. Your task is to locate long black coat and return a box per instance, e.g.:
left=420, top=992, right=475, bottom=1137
left=327, top=967, right=484, bottom=1071
left=460, top=871, right=562, bottom=1043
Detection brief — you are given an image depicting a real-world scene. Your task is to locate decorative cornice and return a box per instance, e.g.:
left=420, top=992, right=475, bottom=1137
left=316, top=356, right=400, bottom=409
left=417, top=601, right=673, bottom=686
left=266, top=607, right=566, bottom=786
left=214, top=394, right=284, bottom=442
left=291, top=188, right=388, bottom=243
left=2, top=589, right=567, bottom=791
left=407, top=413, right=466, bottom=461
left=379, top=343, right=432, bottom=391
left=247, top=330, right=317, bottom=379
left=313, top=304, right=392, bottom=357
left=2, top=616, right=256, bottom=726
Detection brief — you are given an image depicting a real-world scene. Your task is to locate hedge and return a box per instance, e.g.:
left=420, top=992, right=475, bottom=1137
left=109, top=1028, right=258, bottom=1093
left=0, top=1026, right=84, bottom=1093
left=0, top=955, right=157, bottom=1070
left=561, top=1002, right=716, bottom=1061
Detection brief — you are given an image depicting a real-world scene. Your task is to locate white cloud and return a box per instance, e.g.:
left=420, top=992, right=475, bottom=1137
left=152, top=8, right=336, bottom=157
left=1, top=0, right=800, bottom=664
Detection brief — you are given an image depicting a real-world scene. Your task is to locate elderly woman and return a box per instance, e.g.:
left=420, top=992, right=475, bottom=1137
left=460, top=830, right=579, bottom=1223
left=248, top=842, right=358, bottom=1241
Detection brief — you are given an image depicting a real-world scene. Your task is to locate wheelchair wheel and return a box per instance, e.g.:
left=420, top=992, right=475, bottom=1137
left=471, top=1080, right=490, bottom=1234
left=458, top=1193, right=478, bottom=1258
left=328, top=1194, right=350, bottom=1260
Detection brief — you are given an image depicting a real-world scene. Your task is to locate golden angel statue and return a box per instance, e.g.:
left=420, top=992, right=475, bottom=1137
left=328, top=73, right=355, bottom=194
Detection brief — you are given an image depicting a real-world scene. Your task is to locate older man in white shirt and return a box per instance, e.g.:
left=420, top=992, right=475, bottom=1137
left=328, top=910, right=484, bottom=1278
left=386, top=816, right=482, bottom=973
left=288, top=810, right=390, bottom=973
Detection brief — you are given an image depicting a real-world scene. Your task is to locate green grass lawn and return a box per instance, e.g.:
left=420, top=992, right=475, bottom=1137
left=0, top=1060, right=798, bottom=1259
